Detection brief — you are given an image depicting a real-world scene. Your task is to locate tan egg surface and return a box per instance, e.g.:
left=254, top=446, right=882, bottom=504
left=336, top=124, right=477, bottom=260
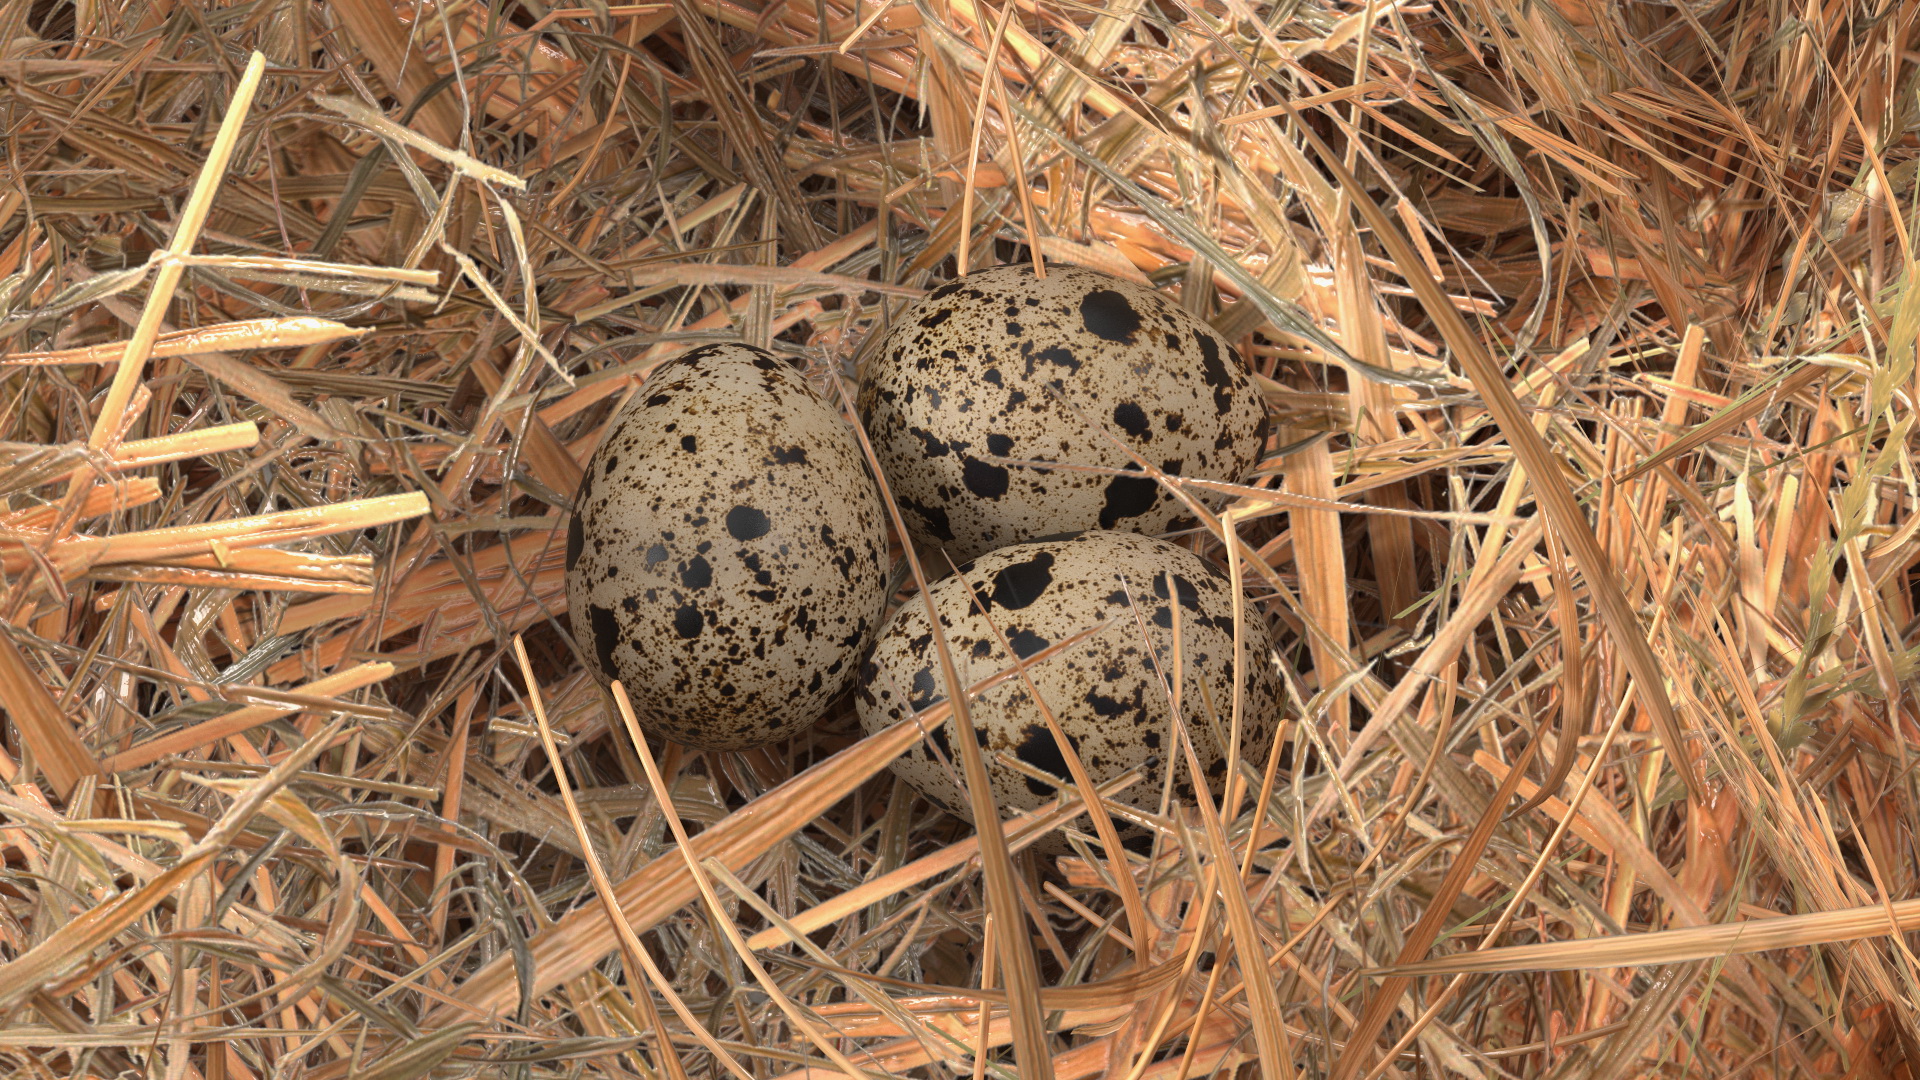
left=855, top=531, right=1282, bottom=842
left=859, top=264, right=1268, bottom=563
left=567, top=343, right=889, bottom=750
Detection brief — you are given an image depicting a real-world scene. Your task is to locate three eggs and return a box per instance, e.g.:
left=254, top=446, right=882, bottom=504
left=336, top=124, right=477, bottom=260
left=564, top=264, right=1283, bottom=831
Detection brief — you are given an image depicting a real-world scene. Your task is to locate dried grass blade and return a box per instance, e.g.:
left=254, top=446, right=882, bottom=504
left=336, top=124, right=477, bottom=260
left=2, top=318, right=366, bottom=366
left=1329, top=738, right=1541, bottom=1079
left=81, top=52, right=268, bottom=457
left=742, top=765, right=1143, bottom=950
left=101, top=662, right=396, bottom=773
left=430, top=714, right=929, bottom=1020
left=183, top=351, right=352, bottom=442
left=81, top=565, right=374, bottom=593
left=612, top=681, right=885, bottom=1080
left=517, top=641, right=738, bottom=1080
left=1277, top=103, right=1707, bottom=808
left=24, top=491, right=429, bottom=578
left=0, top=630, right=100, bottom=799
left=106, top=422, right=260, bottom=471
left=1615, top=361, right=1825, bottom=482
left=0, top=713, right=351, bottom=1011
left=3, top=479, right=162, bottom=529
left=318, top=4, right=464, bottom=144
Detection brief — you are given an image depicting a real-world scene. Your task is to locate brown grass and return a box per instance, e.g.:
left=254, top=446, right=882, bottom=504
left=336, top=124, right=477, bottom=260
left=0, top=0, right=1915, bottom=1078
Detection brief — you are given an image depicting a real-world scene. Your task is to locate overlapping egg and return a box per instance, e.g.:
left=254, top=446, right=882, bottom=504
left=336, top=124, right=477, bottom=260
left=855, top=530, right=1283, bottom=837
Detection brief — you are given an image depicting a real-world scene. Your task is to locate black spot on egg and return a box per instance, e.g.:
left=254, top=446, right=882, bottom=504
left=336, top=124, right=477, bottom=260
left=1195, top=332, right=1236, bottom=414
left=1153, top=572, right=1203, bottom=611
left=673, top=604, right=703, bottom=639
left=1099, top=473, right=1160, bottom=527
left=909, top=667, right=941, bottom=711
left=1007, top=628, right=1050, bottom=659
left=1113, top=402, right=1150, bottom=439
left=726, top=505, right=771, bottom=540
left=908, top=426, right=951, bottom=457
left=681, top=556, right=712, bottom=590
left=769, top=445, right=808, bottom=465
left=1080, top=289, right=1142, bottom=342
left=645, top=543, right=669, bottom=566
left=920, top=308, right=951, bottom=329
left=928, top=722, right=954, bottom=761
left=1014, top=725, right=1073, bottom=797
left=898, top=496, right=955, bottom=542
left=985, top=433, right=1014, bottom=457
left=962, top=457, right=1010, bottom=500
left=681, top=435, right=697, bottom=452
left=1035, top=346, right=1081, bottom=372
left=989, top=552, right=1054, bottom=610
left=1085, top=684, right=1142, bottom=718
left=566, top=514, right=584, bottom=571
left=590, top=605, right=620, bottom=678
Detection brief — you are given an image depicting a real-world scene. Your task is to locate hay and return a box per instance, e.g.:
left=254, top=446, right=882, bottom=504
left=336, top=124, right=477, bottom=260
left=0, top=0, right=1915, bottom=1077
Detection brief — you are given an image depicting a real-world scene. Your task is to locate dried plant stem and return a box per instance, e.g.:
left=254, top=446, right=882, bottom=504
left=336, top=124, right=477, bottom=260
left=0, top=712, right=350, bottom=1012
left=3, top=491, right=430, bottom=579
left=612, top=681, right=880, bottom=1080
left=741, top=765, right=1146, bottom=951
left=1281, top=105, right=1705, bottom=806
left=105, top=422, right=260, bottom=470
left=516, top=639, right=743, bottom=1080
left=3, top=319, right=366, bottom=366
left=81, top=52, right=268, bottom=458
left=0, top=629, right=100, bottom=799
left=101, top=662, right=397, bottom=773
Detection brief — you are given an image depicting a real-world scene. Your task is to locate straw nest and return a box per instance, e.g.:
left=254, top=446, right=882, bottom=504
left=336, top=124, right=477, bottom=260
left=0, top=2, right=1914, bottom=1078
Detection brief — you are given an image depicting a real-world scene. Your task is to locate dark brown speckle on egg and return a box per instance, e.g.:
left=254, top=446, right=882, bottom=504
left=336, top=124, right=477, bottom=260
left=567, top=343, right=890, bottom=750
left=858, top=264, right=1268, bottom=562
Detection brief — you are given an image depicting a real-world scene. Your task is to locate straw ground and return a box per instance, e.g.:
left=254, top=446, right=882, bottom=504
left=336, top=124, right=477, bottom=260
left=0, top=2, right=1914, bottom=1078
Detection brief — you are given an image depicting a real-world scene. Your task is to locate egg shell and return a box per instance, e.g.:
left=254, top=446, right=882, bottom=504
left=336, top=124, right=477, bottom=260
left=567, top=343, right=890, bottom=750
left=859, top=264, right=1268, bottom=563
left=855, top=531, right=1283, bottom=841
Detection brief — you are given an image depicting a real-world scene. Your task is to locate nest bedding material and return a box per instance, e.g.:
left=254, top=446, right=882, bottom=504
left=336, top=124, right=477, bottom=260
left=0, top=1, right=1915, bottom=1078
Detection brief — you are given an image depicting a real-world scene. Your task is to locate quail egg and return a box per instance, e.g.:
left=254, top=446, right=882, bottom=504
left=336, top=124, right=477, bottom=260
left=860, top=264, right=1268, bottom=563
left=568, top=343, right=890, bottom=750
left=855, top=530, right=1283, bottom=841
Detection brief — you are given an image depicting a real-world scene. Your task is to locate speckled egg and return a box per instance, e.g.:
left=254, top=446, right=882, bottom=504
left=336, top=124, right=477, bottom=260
left=860, top=264, right=1268, bottom=563
left=855, top=530, right=1283, bottom=842
left=567, top=343, right=890, bottom=750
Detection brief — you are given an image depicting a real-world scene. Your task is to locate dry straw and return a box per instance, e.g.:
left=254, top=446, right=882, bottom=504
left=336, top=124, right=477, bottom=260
left=0, top=2, right=1913, bottom=1079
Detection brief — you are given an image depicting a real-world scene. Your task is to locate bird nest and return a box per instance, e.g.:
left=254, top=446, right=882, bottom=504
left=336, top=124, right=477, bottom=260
left=0, top=2, right=1914, bottom=1078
